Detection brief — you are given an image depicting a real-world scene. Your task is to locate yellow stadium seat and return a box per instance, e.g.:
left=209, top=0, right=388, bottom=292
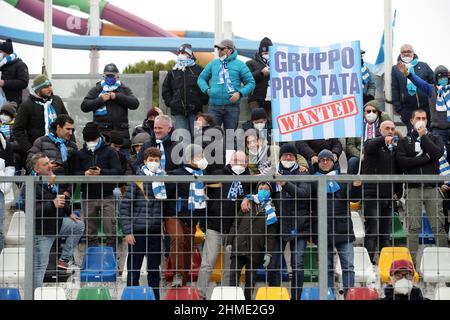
left=210, top=249, right=224, bottom=283
left=378, top=247, right=419, bottom=283
left=255, top=287, right=290, bottom=300
left=350, top=201, right=361, bottom=211
left=194, top=223, right=205, bottom=245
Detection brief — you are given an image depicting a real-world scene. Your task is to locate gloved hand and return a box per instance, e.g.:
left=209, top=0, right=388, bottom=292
left=262, top=254, right=272, bottom=268
left=225, top=245, right=232, bottom=253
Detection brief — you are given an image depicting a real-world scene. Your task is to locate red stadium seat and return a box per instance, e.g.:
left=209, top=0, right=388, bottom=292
left=164, top=286, right=201, bottom=300
left=345, top=287, right=379, bottom=300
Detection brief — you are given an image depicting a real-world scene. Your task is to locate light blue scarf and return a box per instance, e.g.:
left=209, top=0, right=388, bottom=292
left=174, top=57, right=196, bottom=71
left=406, top=59, right=419, bottom=96
left=246, top=189, right=277, bottom=225
left=227, top=181, right=244, bottom=201
left=35, top=99, right=57, bottom=135
left=0, top=52, right=18, bottom=68
left=315, top=170, right=341, bottom=194
left=47, top=132, right=68, bottom=162
left=435, top=84, right=450, bottom=121
left=361, top=64, right=371, bottom=86
left=141, top=164, right=167, bottom=200
left=184, top=166, right=206, bottom=210
left=95, top=79, right=121, bottom=116
left=218, top=60, right=235, bottom=94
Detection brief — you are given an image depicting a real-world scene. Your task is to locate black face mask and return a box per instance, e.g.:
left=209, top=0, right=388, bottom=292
left=147, top=120, right=155, bottom=129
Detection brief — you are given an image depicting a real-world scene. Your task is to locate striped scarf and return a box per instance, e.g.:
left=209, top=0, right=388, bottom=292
left=184, top=166, right=206, bottom=210
left=35, top=99, right=57, bottom=135
left=227, top=181, right=244, bottom=201
left=95, top=80, right=121, bottom=116
left=173, top=58, right=196, bottom=71
left=364, top=119, right=379, bottom=141
left=155, top=139, right=166, bottom=170
left=361, top=64, right=371, bottom=86
left=218, top=60, right=235, bottom=94
left=0, top=52, right=18, bottom=68
left=435, top=84, right=450, bottom=121
left=141, top=164, right=167, bottom=199
left=405, top=59, right=419, bottom=96
left=246, top=191, right=277, bottom=225
left=47, top=132, right=68, bottom=162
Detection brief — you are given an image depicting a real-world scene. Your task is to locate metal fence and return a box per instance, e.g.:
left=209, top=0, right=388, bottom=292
left=0, top=174, right=449, bottom=300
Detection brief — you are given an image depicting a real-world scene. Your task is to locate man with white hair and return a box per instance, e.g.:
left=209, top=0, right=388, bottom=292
left=197, top=150, right=252, bottom=299
left=134, top=115, right=185, bottom=172
left=392, top=44, right=434, bottom=132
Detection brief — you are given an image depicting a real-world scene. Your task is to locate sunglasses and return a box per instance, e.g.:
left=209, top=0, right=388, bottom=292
left=365, top=109, right=377, bottom=114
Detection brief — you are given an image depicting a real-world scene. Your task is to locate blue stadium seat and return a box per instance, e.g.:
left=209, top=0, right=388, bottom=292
left=419, top=213, right=435, bottom=245
left=80, top=246, right=117, bottom=282
left=121, top=286, right=156, bottom=300
left=300, top=287, right=335, bottom=300
left=0, top=288, right=21, bottom=300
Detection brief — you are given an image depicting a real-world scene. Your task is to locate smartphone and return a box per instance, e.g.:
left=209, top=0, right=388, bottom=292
left=89, top=166, right=98, bottom=170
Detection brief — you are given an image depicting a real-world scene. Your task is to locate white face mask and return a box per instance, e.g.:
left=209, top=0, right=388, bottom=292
left=231, top=165, right=246, bottom=175
left=414, top=120, right=426, bottom=131
left=402, top=56, right=413, bottom=64
left=178, top=54, right=190, bottom=60
left=86, top=140, right=98, bottom=152
left=219, top=55, right=227, bottom=61
left=281, top=160, right=296, bottom=169
left=0, top=114, right=11, bottom=124
left=196, top=158, right=208, bottom=170
left=365, top=112, right=378, bottom=124
left=394, top=278, right=413, bottom=295
left=262, top=54, right=269, bottom=60
left=146, top=161, right=160, bottom=173
left=254, top=122, right=266, bottom=130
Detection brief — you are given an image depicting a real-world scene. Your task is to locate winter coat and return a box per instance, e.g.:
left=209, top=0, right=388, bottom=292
left=226, top=194, right=280, bottom=256
left=72, top=140, right=122, bottom=199
left=361, top=136, right=402, bottom=199
left=205, top=165, right=252, bottom=234
left=199, top=125, right=226, bottom=174
left=81, top=82, right=140, bottom=148
left=162, top=65, right=208, bottom=116
left=396, top=131, right=444, bottom=188
left=25, top=135, right=78, bottom=175
left=119, top=172, right=163, bottom=235
left=391, top=55, right=434, bottom=113
left=13, top=94, right=69, bottom=154
left=35, top=182, right=71, bottom=236
left=197, top=49, right=255, bottom=106
left=407, top=69, right=450, bottom=130
left=382, top=285, right=427, bottom=300
left=246, top=53, right=270, bottom=104
left=164, top=166, right=207, bottom=224
left=133, top=132, right=184, bottom=173
left=277, top=165, right=313, bottom=241
left=296, top=139, right=343, bottom=160
left=0, top=58, right=29, bottom=105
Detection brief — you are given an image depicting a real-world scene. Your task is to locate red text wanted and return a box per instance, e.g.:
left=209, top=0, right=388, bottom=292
left=277, top=96, right=358, bottom=135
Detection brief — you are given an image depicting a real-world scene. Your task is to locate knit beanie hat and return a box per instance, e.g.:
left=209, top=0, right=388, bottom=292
left=131, top=132, right=150, bottom=146
left=317, top=149, right=334, bottom=162
left=251, top=108, right=268, bottom=121
left=0, top=101, right=17, bottom=117
left=110, top=131, right=124, bottom=145
left=83, top=122, right=101, bottom=142
left=32, top=74, right=52, bottom=92
left=147, top=107, right=160, bottom=119
left=279, top=143, right=298, bottom=159
left=0, top=39, right=13, bottom=54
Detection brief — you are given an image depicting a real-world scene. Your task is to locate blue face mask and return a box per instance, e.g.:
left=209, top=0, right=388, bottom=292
left=104, top=76, right=117, bottom=86
left=257, top=189, right=270, bottom=203
left=438, top=78, right=448, bottom=87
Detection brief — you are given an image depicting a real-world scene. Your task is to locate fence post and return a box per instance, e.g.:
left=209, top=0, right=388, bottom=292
left=24, top=176, right=36, bottom=300
left=317, top=175, right=328, bottom=300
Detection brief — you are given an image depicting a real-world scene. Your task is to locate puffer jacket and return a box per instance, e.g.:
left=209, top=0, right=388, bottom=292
left=119, top=171, right=163, bottom=235
left=197, top=49, right=255, bottom=106
left=0, top=58, right=29, bottom=105
left=81, top=82, right=140, bottom=148
left=162, top=65, right=208, bottom=116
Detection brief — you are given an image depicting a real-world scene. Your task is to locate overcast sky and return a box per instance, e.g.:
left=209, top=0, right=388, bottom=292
left=1, top=0, right=449, bottom=74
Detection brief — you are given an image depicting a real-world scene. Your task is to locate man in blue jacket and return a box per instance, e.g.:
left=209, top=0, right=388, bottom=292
left=197, top=39, right=255, bottom=136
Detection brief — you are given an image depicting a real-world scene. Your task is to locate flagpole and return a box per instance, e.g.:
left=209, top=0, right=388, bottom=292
left=384, top=0, right=393, bottom=119
left=214, top=0, right=223, bottom=58
left=43, top=0, right=52, bottom=79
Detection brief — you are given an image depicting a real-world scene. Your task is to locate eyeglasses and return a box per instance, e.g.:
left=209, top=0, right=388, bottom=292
left=393, top=271, right=413, bottom=280
left=365, top=109, right=377, bottom=114
left=401, top=50, right=413, bottom=54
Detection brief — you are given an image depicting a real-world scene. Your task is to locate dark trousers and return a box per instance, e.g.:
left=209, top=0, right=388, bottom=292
left=363, top=199, right=393, bottom=262
left=229, top=254, right=260, bottom=300
left=127, top=233, right=162, bottom=300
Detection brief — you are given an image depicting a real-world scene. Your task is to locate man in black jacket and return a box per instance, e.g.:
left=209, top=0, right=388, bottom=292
left=32, top=153, right=84, bottom=289
left=73, top=122, right=122, bottom=249
left=162, top=44, right=208, bottom=136
left=13, top=74, right=69, bottom=165
left=81, top=63, right=140, bottom=158
left=246, top=37, right=272, bottom=115
left=197, top=150, right=252, bottom=298
left=391, top=44, right=434, bottom=132
left=296, top=138, right=343, bottom=173
left=241, top=107, right=273, bottom=145
left=0, top=39, right=29, bottom=105
left=396, top=109, right=448, bottom=262
left=361, top=120, right=402, bottom=263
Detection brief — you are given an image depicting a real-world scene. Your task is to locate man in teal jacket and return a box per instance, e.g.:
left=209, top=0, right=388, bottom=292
left=197, top=39, right=255, bottom=136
